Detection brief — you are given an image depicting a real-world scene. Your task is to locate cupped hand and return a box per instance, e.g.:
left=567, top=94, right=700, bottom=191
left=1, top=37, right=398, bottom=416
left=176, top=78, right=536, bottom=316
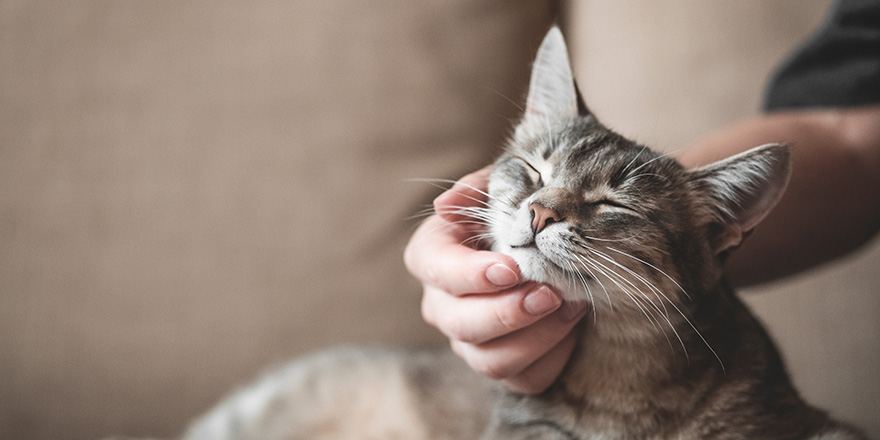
left=404, top=167, right=588, bottom=394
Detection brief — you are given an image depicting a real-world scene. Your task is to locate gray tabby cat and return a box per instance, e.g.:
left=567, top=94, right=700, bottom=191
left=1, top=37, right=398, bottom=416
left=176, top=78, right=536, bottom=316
left=164, top=27, right=865, bottom=440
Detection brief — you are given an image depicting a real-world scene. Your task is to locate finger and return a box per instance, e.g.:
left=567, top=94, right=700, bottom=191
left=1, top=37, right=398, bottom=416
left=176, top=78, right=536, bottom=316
left=433, top=166, right=493, bottom=224
left=404, top=216, right=520, bottom=295
left=501, top=329, right=580, bottom=394
left=422, top=284, right=563, bottom=344
left=451, top=301, right=588, bottom=381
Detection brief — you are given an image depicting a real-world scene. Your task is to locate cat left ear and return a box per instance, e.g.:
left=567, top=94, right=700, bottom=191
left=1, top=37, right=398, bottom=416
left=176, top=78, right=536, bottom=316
left=688, top=143, right=791, bottom=255
left=520, top=26, right=585, bottom=133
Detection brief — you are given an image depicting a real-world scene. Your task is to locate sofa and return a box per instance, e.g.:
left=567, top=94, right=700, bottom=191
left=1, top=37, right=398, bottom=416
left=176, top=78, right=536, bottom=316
left=1, top=1, right=876, bottom=438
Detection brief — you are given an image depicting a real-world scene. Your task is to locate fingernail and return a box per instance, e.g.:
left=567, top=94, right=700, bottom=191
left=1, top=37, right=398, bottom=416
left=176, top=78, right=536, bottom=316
left=561, top=301, right=589, bottom=322
left=523, top=286, right=561, bottom=316
left=486, top=263, right=519, bottom=287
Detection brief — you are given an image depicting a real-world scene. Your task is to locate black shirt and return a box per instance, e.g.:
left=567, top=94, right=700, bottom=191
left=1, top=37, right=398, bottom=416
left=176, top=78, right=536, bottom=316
left=764, top=0, right=880, bottom=111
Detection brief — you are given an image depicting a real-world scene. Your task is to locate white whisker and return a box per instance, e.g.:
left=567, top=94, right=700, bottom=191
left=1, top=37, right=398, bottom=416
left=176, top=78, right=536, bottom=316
left=580, top=256, right=663, bottom=333
left=586, top=246, right=670, bottom=317
left=572, top=253, right=612, bottom=310
left=563, top=257, right=597, bottom=323
left=621, top=144, right=649, bottom=175
left=591, top=246, right=724, bottom=371
left=407, top=178, right=500, bottom=209
left=607, top=247, right=690, bottom=299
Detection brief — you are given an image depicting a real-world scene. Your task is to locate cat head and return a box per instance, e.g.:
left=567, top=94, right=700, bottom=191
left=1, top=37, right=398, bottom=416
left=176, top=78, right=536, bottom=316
left=486, top=27, right=790, bottom=314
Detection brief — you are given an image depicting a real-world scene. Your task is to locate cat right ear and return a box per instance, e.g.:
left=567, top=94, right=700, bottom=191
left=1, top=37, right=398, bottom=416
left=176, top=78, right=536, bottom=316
left=517, top=26, right=585, bottom=138
left=688, top=143, right=791, bottom=256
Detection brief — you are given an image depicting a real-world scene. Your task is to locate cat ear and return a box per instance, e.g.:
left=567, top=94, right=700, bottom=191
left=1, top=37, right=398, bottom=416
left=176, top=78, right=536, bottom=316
left=688, top=143, right=791, bottom=255
left=519, top=26, right=584, bottom=136
left=573, top=79, right=591, bottom=117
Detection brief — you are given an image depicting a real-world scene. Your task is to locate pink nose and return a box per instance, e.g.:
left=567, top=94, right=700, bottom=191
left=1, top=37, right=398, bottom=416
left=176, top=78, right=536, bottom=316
left=529, top=203, right=561, bottom=234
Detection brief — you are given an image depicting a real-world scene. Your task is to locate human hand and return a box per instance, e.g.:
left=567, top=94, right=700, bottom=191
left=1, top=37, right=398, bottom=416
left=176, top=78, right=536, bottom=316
left=404, top=167, right=588, bottom=394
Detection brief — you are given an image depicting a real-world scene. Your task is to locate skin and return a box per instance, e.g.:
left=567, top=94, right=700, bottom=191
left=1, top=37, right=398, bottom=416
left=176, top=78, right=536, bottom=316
left=403, top=104, right=880, bottom=394
left=681, top=105, right=880, bottom=286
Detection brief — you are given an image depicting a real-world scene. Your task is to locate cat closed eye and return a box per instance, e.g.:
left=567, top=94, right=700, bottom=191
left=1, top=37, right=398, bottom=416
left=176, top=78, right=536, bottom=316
left=514, top=156, right=544, bottom=187
left=585, top=199, right=635, bottom=212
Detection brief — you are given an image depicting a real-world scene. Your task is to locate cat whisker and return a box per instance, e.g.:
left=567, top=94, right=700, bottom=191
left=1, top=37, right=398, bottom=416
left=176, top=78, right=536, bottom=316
left=621, top=145, right=690, bottom=186
left=590, top=256, right=664, bottom=321
left=625, top=153, right=669, bottom=178
left=624, top=148, right=681, bottom=176
left=602, top=261, right=684, bottom=355
left=563, top=257, right=597, bottom=323
left=571, top=253, right=612, bottom=311
left=483, top=86, right=525, bottom=113
left=576, top=229, right=643, bottom=244
left=606, top=247, right=689, bottom=300
left=592, top=246, right=724, bottom=372
left=420, top=219, right=492, bottom=245
left=407, top=199, right=509, bottom=224
left=404, top=210, right=438, bottom=222
left=578, top=255, right=665, bottom=334
left=577, top=245, right=669, bottom=305
left=446, top=220, right=493, bottom=230
left=408, top=178, right=499, bottom=209
left=442, top=204, right=498, bottom=216
left=559, top=261, right=580, bottom=306
left=460, top=233, right=495, bottom=249
left=574, top=245, right=690, bottom=360
left=621, top=144, right=650, bottom=175
left=585, top=246, right=671, bottom=318
left=626, top=172, right=671, bottom=184
left=444, top=208, right=506, bottom=228
left=422, top=220, right=496, bottom=252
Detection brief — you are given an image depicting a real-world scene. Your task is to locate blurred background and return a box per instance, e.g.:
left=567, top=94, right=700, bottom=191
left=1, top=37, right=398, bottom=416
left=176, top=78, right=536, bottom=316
left=1, top=1, right=877, bottom=439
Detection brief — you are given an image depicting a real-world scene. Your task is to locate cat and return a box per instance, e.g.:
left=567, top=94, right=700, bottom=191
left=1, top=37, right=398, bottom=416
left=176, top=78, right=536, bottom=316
left=144, top=26, right=866, bottom=440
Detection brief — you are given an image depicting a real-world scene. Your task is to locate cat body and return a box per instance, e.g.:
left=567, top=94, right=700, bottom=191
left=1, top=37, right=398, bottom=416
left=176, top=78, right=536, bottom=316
left=172, top=27, right=864, bottom=440
left=484, top=281, right=838, bottom=439
left=180, top=348, right=492, bottom=440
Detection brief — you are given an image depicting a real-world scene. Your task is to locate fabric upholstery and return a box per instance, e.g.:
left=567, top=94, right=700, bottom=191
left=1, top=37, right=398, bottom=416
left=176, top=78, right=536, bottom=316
left=0, top=2, right=555, bottom=438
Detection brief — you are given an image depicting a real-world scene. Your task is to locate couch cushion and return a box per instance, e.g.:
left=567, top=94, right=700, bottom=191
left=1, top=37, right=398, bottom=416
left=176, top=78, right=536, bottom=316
left=0, top=1, right=555, bottom=438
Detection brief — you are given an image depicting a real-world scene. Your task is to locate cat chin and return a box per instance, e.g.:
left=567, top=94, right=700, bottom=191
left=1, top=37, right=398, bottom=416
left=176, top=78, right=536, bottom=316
left=507, top=249, right=551, bottom=282
left=502, top=246, right=590, bottom=302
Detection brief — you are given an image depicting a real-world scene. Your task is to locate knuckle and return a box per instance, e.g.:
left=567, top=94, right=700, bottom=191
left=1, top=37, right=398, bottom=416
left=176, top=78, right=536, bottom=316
left=465, top=267, right=491, bottom=292
left=425, top=266, right=441, bottom=289
left=449, top=339, right=464, bottom=357
left=402, top=219, right=442, bottom=285
left=420, top=295, right=438, bottom=327
left=404, top=245, right=434, bottom=287
left=492, top=306, right=520, bottom=334
left=444, top=316, right=477, bottom=343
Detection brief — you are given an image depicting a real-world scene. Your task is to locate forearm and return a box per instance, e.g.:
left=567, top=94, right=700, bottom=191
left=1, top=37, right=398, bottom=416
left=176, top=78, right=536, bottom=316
left=678, top=104, right=880, bottom=287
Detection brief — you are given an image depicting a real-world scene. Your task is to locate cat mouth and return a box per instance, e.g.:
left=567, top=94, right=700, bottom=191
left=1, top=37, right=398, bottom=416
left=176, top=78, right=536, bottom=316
left=507, top=243, right=592, bottom=282
left=510, top=242, right=538, bottom=250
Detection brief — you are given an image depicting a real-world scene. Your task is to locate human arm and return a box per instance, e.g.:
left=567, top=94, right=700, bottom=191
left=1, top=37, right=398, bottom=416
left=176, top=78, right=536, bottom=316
left=678, top=104, right=880, bottom=286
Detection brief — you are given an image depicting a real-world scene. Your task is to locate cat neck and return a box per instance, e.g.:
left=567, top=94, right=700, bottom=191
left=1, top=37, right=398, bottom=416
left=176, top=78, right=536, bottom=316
left=555, top=280, right=736, bottom=409
left=523, top=278, right=809, bottom=438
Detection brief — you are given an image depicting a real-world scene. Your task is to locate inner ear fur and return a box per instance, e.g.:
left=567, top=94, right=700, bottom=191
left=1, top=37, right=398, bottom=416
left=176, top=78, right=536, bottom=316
left=688, top=143, right=792, bottom=255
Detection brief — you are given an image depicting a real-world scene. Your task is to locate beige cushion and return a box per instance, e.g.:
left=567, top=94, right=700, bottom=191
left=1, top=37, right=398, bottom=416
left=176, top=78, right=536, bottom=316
left=0, top=1, right=554, bottom=438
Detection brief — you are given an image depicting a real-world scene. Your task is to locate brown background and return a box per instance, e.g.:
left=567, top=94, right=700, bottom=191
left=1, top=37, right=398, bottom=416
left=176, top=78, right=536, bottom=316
left=2, top=1, right=877, bottom=439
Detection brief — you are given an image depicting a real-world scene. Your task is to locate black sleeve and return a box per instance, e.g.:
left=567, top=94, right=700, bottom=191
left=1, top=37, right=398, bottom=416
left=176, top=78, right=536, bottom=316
left=764, top=0, right=880, bottom=111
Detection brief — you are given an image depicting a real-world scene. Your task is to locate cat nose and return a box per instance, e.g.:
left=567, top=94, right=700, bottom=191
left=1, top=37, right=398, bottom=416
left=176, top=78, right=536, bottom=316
left=529, top=203, right=561, bottom=234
